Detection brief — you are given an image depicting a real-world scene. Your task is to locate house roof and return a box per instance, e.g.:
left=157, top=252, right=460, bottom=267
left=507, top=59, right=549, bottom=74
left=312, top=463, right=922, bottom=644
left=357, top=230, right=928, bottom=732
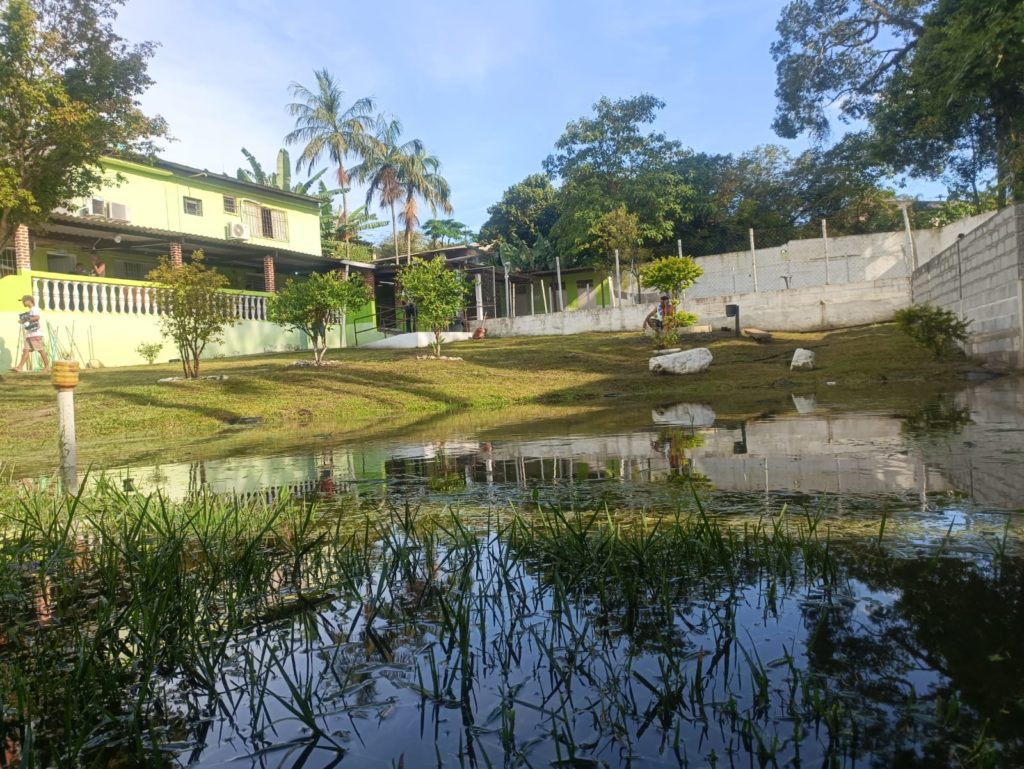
left=106, top=156, right=322, bottom=210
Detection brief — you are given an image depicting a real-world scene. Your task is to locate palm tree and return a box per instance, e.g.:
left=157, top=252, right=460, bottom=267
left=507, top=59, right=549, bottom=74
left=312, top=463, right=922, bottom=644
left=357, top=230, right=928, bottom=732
left=285, top=69, right=375, bottom=257
left=398, top=145, right=452, bottom=261
left=350, top=117, right=421, bottom=263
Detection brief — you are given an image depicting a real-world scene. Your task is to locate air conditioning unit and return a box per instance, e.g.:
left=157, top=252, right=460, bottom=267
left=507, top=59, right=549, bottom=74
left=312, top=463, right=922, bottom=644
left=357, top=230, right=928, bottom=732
left=106, top=202, right=130, bottom=221
left=78, top=197, right=105, bottom=217
left=226, top=221, right=250, bottom=241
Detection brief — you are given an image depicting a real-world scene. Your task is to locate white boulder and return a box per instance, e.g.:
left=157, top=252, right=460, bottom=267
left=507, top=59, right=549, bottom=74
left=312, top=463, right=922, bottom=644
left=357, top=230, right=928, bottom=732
left=649, top=347, right=713, bottom=375
left=790, top=348, right=816, bottom=371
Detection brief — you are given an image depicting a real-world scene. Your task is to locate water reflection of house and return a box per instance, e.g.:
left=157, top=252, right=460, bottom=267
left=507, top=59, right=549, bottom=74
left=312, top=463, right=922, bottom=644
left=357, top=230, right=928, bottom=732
left=71, top=409, right=1018, bottom=507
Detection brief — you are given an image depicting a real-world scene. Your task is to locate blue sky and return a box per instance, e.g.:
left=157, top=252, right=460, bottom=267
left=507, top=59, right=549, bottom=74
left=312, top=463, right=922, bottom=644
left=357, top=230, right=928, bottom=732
left=116, top=0, right=869, bottom=234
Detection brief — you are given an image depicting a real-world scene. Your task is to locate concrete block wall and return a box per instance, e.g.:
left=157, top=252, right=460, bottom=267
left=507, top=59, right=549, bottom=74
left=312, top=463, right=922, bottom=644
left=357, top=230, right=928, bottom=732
left=912, top=205, right=1024, bottom=368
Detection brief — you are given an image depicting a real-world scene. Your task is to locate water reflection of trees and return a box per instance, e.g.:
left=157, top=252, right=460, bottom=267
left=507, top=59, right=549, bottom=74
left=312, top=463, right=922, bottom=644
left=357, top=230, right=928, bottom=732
left=801, top=547, right=1024, bottom=767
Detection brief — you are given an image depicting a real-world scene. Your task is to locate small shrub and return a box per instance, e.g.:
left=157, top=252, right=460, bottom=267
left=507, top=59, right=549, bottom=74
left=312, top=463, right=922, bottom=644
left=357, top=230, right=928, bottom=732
left=893, top=305, right=970, bottom=359
left=135, top=342, right=163, bottom=365
left=654, top=311, right=699, bottom=348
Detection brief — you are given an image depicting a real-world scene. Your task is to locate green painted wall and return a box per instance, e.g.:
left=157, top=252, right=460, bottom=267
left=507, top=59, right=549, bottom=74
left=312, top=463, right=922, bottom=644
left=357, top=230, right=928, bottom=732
left=74, top=158, right=322, bottom=257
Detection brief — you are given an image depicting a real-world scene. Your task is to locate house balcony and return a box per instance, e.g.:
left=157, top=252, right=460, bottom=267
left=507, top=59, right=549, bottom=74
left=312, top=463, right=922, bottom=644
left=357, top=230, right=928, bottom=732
left=28, top=271, right=271, bottom=321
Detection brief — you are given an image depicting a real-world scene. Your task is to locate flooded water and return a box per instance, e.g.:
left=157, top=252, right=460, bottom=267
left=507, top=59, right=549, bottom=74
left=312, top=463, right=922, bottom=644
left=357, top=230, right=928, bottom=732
left=3, top=378, right=1023, bottom=768
left=55, top=377, right=1024, bottom=518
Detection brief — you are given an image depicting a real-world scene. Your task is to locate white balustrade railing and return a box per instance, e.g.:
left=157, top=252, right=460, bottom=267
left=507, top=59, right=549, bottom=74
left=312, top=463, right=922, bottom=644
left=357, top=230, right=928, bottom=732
left=31, top=275, right=268, bottom=321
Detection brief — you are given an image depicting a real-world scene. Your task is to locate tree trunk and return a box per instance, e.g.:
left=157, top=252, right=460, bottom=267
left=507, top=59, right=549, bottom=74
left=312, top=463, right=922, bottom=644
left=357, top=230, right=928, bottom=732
left=338, top=165, right=351, bottom=260
left=389, top=202, right=399, bottom=264
left=433, top=329, right=442, bottom=358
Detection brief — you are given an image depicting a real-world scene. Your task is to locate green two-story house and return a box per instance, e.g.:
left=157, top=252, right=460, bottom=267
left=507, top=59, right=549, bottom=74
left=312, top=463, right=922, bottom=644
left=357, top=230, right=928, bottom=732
left=1, top=157, right=376, bottom=369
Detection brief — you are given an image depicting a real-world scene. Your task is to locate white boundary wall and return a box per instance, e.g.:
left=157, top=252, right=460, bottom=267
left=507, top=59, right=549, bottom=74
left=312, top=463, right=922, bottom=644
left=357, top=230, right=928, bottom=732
left=480, top=278, right=910, bottom=338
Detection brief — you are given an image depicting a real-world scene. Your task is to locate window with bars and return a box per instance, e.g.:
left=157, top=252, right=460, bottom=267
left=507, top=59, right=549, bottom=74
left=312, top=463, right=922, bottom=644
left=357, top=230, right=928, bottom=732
left=0, top=247, right=16, bottom=276
left=223, top=195, right=237, bottom=214
left=241, top=200, right=288, bottom=241
left=122, top=262, right=148, bottom=280
left=183, top=197, right=203, bottom=216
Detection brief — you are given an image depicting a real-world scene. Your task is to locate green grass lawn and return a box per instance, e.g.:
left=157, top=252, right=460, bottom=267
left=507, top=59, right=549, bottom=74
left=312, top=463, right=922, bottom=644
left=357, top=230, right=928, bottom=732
left=0, top=324, right=981, bottom=469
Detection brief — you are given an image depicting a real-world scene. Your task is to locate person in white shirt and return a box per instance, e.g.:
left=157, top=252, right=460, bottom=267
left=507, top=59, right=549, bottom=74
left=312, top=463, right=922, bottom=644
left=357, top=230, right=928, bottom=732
left=12, top=294, right=50, bottom=373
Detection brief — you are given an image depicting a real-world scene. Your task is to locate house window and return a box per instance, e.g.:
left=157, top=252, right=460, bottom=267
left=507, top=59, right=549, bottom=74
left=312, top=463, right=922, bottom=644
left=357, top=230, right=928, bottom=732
left=241, top=200, right=288, bottom=241
left=223, top=195, right=237, bottom=214
left=245, top=273, right=265, bottom=291
left=0, top=247, right=15, bottom=276
left=122, top=262, right=148, bottom=280
left=183, top=197, right=203, bottom=216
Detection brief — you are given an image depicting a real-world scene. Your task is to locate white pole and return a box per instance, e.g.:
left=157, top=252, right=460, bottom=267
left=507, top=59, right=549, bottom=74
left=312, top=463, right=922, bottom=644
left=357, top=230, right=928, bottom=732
left=530, top=282, right=535, bottom=315
left=749, top=228, right=758, bottom=292
left=613, top=249, right=622, bottom=309
left=554, top=256, right=564, bottom=311
left=57, top=389, right=76, bottom=482
left=474, top=273, right=484, bottom=321
left=822, top=218, right=830, bottom=285
left=677, top=239, right=683, bottom=259
left=503, top=267, right=511, bottom=318
left=900, top=203, right=917, bottom=271
left=53, top=363, right=80, bottom=493
left=540, top=279, right=549, bottom=313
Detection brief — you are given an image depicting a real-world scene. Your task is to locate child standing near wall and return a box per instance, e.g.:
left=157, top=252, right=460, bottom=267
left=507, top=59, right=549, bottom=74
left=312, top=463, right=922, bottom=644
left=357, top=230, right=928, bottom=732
left=11, top=295, right=50, bottom=373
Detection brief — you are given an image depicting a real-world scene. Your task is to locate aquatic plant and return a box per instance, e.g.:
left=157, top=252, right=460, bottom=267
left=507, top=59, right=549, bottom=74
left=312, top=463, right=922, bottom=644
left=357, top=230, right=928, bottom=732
left=0, top=487, right=1019, bottom=767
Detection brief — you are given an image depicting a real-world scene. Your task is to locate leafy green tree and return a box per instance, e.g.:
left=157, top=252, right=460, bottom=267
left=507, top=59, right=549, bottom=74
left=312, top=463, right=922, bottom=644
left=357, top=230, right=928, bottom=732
left=397, top=257, right=469, bottom=357
left=0, top=0, right=166, bottom=251
left=423, top=219, right=473, bottom=248
left=771, top=0, right=1024, bottom=204
left=285, top=70, right=375, bottom=257
left=640, top=256, right=703, bottom=301
left=268, top=271, right=370, bottom=364
left=543, top=95, right=692, bottom=264
left=591, top=205, right=642, bottom=266
left=148, top=251, right=236, bottom=379
left=478, top=174, right=558, bottom=248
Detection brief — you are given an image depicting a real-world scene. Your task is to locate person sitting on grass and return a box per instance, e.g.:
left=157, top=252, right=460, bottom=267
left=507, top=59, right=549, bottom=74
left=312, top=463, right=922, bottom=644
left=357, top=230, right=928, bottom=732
left=12, top=295, right=50, bottom=373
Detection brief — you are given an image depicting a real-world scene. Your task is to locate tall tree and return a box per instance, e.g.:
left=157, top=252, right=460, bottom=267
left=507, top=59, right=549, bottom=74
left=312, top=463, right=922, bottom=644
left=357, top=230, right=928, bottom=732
left=543, top=95, right=692, bottom=264
left=0, top=0, right=165, bottom=251
left=285, top=69, right=375, bottom=256
left=352, top=117, right=446, bottom=264
left=478, top=174, right=558, bottom=249
left=771, top=0, right=1024, bottom=204
left=398, top=144, right=452, bottom=261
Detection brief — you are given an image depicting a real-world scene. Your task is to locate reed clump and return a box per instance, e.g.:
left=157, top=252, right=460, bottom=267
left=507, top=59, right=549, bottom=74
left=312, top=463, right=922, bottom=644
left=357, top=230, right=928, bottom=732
left=0, top=486, right=1016, bottom=768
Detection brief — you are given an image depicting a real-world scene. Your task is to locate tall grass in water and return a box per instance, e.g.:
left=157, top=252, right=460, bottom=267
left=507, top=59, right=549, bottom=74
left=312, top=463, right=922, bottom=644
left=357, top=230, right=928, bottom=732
left=0, top=486, right=1016, bottom=768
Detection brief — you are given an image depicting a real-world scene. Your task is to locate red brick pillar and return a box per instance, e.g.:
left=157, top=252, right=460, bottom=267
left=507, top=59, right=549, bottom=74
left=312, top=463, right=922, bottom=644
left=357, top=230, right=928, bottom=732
left=14, top=224, right=31, bottom=272
left=169, top=241, right=183, bottom=267
left=263, top=254, right=276, bottom=293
